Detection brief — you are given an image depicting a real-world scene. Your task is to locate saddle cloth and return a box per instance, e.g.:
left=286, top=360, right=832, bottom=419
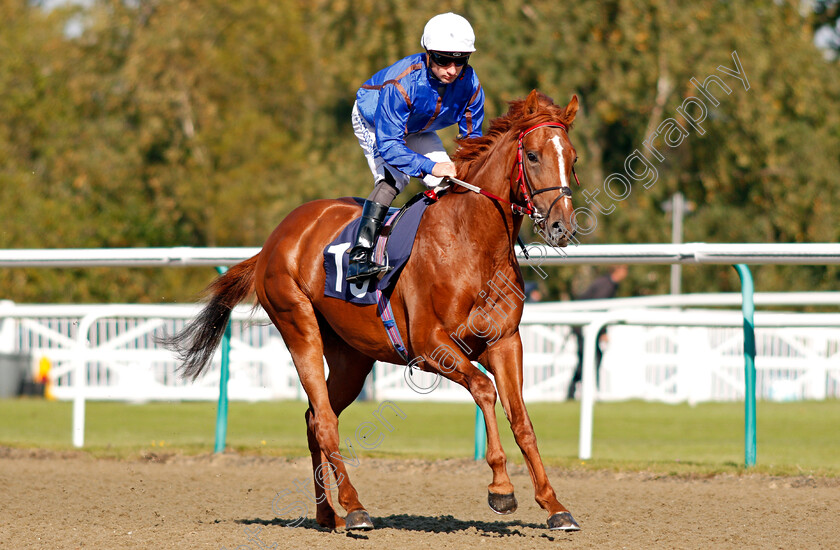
left=323, top=195, right=434, bottom=305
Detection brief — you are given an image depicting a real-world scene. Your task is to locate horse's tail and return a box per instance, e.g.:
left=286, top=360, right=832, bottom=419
left=161, top=254, right=259, bottom=381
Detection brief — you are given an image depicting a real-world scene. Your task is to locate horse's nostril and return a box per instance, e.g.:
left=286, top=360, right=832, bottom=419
left=552, top=221, right=570, bottom=233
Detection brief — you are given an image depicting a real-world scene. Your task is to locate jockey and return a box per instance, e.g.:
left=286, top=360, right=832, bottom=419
left=346, top=12, right=485, bottom=282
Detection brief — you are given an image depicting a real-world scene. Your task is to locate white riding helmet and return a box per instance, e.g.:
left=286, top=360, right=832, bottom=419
left=420, top=13, right=476, bottom=53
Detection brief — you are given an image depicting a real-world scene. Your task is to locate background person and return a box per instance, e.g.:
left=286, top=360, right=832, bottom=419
left=566, top=265, right=629, bottom=400
left=524, top=281, right=544, bottom=303
left=346, top=12, right=485, bottom=282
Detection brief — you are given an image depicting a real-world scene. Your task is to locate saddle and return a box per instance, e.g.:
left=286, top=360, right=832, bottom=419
left=323, top=191, right=439, bottom=305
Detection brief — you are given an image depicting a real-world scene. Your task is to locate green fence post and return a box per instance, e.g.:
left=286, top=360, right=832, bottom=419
left=214, top=266, right=232, bottom=454
left=734, top=264, right=757, bottom=467
left=474, top=363, right=487, bottom=461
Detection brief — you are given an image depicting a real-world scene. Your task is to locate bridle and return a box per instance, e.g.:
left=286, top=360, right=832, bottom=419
left=442, top=121, right=580, bottom=228
left=510, top=121, right=580, bottom=226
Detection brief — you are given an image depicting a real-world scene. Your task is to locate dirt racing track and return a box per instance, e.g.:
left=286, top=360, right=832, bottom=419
left=1, top=448, right=838, bottom=549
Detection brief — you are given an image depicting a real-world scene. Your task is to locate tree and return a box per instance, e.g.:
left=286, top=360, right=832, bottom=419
left=1, top=0, right=838, bottom=302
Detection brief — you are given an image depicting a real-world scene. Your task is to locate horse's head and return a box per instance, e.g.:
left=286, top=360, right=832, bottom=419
left=511, top=90, right=579, bottom=247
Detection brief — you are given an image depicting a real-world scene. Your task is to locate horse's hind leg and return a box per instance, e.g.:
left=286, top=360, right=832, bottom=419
left=262, top=293, right=369, bottom=530
left=304, top=320, right=375, bottom=530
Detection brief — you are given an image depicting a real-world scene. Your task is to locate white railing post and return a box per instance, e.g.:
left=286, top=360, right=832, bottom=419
left=0, top=300, right=15, bottom=353
left=72, top=312, right=99, bottom=448
left=578, top=316, right=610, bottom=460
left=679, top=327, right=713, bottom=404
left=809, top=333, right=829, bottom=400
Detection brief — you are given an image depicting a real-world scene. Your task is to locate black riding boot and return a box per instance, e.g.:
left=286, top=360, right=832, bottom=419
left=346, top=200, right=390, bottom=283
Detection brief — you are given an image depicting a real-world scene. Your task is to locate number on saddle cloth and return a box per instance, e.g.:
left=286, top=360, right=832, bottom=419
left=323, top=193, right=436, bottom=305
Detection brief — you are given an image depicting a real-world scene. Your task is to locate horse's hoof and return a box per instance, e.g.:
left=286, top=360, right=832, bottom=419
left=547, top=511, right=580, bottom=531
left=344, top=510, right=374, bottom=530
left=487, top=491, right=518, bottom=515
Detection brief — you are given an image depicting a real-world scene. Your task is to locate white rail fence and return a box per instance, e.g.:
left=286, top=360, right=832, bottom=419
left=2, top=244, right=839, bottom=455
left=2, top=298, right=839, bottom=404
left=2, top=243, right=840, bottom=267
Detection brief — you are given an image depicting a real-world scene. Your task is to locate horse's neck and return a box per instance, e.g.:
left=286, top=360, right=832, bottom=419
left=463, top=137, right=522, bottom=230
left=438, top=142, right=524, bottom=267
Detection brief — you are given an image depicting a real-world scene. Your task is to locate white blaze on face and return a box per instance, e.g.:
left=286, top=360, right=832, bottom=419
left=550, top=135, right=570, bottom=190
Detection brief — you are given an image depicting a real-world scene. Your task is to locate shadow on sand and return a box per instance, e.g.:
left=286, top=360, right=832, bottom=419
left=237, top=513, right=565, bottom=540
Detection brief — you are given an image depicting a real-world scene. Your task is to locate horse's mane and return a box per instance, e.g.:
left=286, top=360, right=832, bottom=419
left=453, top=91, right=575, bottom=176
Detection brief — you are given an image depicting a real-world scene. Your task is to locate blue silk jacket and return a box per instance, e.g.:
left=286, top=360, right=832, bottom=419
left=356, top=53, right=484, bottom=178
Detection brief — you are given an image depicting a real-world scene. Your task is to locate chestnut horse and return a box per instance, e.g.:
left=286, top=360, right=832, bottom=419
left=166, top=90, right=581, bottom=531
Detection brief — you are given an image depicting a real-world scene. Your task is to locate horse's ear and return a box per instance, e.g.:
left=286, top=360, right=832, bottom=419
left=525, top=89, right=542, bottom=115
left=564, top=95, right=579, bottom=124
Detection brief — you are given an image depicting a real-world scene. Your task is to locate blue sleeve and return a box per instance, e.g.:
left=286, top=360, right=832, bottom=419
left=459, top=79, right=485, bottom=138
left=374, top=83, right=436, bottom=178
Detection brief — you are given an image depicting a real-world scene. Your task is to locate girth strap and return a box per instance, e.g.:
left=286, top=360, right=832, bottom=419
left=375, top=289, right=409, bottom=363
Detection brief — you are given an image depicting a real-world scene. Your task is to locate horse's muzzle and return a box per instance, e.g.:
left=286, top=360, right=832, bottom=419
left=548, top=220, right=576, bottom=247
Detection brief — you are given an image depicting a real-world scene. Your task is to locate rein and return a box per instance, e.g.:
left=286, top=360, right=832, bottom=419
left=441, top=176, right=529, bottom=214
left=446, top=122, right=579, bottom=225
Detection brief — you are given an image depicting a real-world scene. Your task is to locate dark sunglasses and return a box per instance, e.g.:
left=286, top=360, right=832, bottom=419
left=428, top=51, right=470, bottom=67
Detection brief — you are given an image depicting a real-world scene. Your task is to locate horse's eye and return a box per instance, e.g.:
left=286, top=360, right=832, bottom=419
left=526, top=152, right=538, bottom=163
left=574, top=156, right=579, bottom=164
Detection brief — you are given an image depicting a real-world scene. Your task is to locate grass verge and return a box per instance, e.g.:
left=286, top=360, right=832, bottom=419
left=1, top=398, right=837, bottom=477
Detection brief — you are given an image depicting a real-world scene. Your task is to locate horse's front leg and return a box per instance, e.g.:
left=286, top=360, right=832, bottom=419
left=485, top=335, right=581, bottom=531
left=421, top=329, right=517, bottom=513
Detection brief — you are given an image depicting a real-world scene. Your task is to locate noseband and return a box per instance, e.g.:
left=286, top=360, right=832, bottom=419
left=510, top=121, right=580, bottom=226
